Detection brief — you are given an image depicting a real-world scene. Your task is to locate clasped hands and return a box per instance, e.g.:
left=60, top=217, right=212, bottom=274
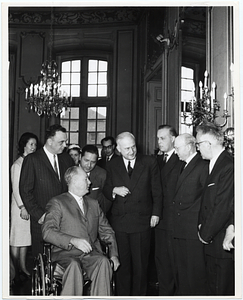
left=70, top=237, right=120, bottom=271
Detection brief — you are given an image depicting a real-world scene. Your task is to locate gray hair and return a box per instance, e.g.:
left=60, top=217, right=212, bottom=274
left=64, top=166, right=80, bottom=185
left=116, top=132, right=135, bottom=145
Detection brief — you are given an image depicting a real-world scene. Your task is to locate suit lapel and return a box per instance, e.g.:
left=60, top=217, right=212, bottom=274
left=129, top=156, right=145, bottom=192
left=161, top=152, right=178, bottom=179
left=175, top=153, right=200, bottom=192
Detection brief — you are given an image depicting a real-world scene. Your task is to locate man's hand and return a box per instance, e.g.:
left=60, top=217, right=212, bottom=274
left=150, top=215, right=159, bottom=227
left=223, top=224, right=235, bottom=251
left=113, top=186, right=131, bottom=197
left=20, top=207, right=29, bottom=220
left=70, top=237, right=92, bottom=253
left=110, top=256, right=120, bottom=271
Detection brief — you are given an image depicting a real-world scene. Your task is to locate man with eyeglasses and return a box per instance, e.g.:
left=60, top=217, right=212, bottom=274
left=97, top=136, right=118, bottom=170
left=196, top=122, right=234, bottom=295
left=172, top=133, right=209, bottom=295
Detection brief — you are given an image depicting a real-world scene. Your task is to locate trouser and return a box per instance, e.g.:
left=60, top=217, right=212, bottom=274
left=173, top=238, right=208, bottom=295
left=57, top=251, right=112, bottom=296
left=205, top=254, right=234, bottom=295
left=155, top=228, right=177, bottom=296
left=115, top=229, right=151, bottom=296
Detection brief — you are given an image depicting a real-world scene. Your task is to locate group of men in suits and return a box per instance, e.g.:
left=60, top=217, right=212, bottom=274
left=18, top=122, right=234, bottom=296
left=155, top=123, right=234, bottom=296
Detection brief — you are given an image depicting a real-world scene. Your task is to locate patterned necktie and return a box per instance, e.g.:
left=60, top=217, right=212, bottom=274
left=127, top=160, right=133, bottom=177
left=77, top=197, right=84, bottom=214
left=53, top=155, right=60, bottom=179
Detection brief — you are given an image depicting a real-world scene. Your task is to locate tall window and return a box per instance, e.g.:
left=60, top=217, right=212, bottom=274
left=180, top=66, right=194, bottom=134
left=59, top=57, right=110, bottom=149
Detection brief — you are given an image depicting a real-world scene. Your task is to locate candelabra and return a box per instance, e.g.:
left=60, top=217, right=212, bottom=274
left=182, top=71, right=230, bottom=128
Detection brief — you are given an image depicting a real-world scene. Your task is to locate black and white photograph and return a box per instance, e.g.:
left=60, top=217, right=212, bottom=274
left=2, top=1, right=241, bottom=298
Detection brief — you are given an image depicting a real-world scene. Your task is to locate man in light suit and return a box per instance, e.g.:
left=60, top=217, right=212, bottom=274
left=155, top=125, right=183, bottom=296
left=196, top=122, right=234, bottom=295
left=172, top=133, right=208, bottom=295
left=42, top=166, right=120, bottom=296
left=19, top=124, right=74, bottom=257
left=97, top=136, right=118, bottom=170
left=80, top=144, right=111, bottom=214
left=103, top=132, right=162, bottom=296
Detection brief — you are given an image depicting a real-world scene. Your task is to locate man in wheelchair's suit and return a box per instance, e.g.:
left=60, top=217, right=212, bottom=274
left=42, top=166, right=120, bottom=296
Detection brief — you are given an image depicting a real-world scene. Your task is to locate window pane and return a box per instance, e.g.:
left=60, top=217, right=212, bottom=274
left=70, top=132, right=79, bottom=144
left=182, top=66, right=193, bottom=78
left=181, top=90, right=192, bottom=101
left=87, top=120, right=96, bottom=131
left=62, top=61, right=70, bottom=72
left=72, top=60, right=81, bottom=72
left=181, top=78, right=193, bottom=90
left=70, top=107, right=79, bottom=118
left=61, top=73, right=70, bottom=84
left=99, top=61, right=107, bottom=71
left=98, top=85, right=107, bottom=97
left=88, top=73, right=97, bottom=84
left=88, top=85, right=97, bottom=97
left=71, top=85, right=80, bottom=97
left=89, top=60, right=98, bottom=71
left=97, top=132, right=106, bottom=144
left=60, top=120, right=69, bottom=130
left=88, top=107, right=96, bottom=119
left=98, top=72, right=107, bottom=84
left=70, top=120, right=79, bottom=131
left=97, top=107, right=107, bottom=118
left=87, top=132, right=96, bottom=144
left=61, top=85, right=70, bottom=97
left=97, top=120, right=106, bottom=131
left=71, top=73, right=80, bottom=84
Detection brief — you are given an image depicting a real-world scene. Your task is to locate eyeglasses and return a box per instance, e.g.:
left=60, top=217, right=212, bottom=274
left=103, top=145, right=113, bottom=150
left=195, top=140, right=211, bottom=147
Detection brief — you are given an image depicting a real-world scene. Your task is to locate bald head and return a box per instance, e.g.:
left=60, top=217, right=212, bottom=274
left=116, top=132, right=137, bottom=160
left=174, top=133, right=196, bottom=161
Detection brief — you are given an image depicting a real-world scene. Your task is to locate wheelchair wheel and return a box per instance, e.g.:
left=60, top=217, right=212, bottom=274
left=31, top=253, right=46, bottom=295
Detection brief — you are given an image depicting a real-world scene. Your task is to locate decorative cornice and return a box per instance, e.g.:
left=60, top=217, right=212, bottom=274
left=9, top=8, right=141, bottom=26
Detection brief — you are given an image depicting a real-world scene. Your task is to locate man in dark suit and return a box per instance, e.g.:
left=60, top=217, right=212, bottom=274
left=196, top=122, right=234, bottom=295
left=172, top=133, right=209, bottom=295
left=42, top=166, right=120, bottom=296
left=80, top=144, right=111, bottom=214
left=155, top=124, right=182, bottom=296
left=96, top=136, right=118, bottom=170
left=19, top=124, right=74, bottom=257
left=103, top=132, right=162, bottom=296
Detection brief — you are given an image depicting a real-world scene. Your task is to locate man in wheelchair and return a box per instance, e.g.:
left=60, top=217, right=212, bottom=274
left=42, top=166, right=120, bottom=296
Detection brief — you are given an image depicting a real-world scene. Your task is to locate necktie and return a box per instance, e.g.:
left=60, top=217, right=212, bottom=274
left=180, top=161, right=187, bottom=174
left=53, top=155, right=60, bottom=179
left=127, top=160, right=133, bottom=177
left=77, top=197, right=84, bottom=214
left=163, top=153, right=168, bottom=163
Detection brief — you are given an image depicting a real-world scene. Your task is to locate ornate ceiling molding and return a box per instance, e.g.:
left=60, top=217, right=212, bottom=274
left=9, top=8, right=142, bottom=26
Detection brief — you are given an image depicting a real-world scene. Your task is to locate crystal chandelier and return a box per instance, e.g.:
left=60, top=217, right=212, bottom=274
left=25, top=9, right=71, bottom=117
left=182, top=71, right=231, bottom=128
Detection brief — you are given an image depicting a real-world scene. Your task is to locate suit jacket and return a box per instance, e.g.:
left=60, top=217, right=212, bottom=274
left=97, top=153, right=119, bottom=170
left=103, top=154, right=162, bottom=233
left=156, top=152, right=183, bottom=231
left=87, top=165, right=112, bottom=214
left=172, top=153, right=208, bottom=239
left=199, top=150, right=234, bottom=258
left=19, top=148, right=74, bottom=223
left=42, top=192, right=118, bottom=262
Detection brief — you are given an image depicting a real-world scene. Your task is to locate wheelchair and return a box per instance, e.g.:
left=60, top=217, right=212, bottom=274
left=31, top=242, right=115, bottom=296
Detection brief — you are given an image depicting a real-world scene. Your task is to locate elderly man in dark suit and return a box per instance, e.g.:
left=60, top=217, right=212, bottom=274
left=173, top=133, right=209, bottom=295
left=19, top=124, right=74, bottom=257
left=155, top=124, right=182, bottom=296
left=80, top=144, right=111, bottom=214
left=42, top=166, right=119, bottom=296
left=196, top=122, right=234, bottom=295
left=103, top=132, right=162, bottom=296
left=97, top=136, right=118, bottom=170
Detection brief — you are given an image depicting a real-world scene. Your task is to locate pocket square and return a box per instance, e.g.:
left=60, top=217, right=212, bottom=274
left=92, top=187, right=100, bottom=190
left=208, top=183, right=215, bottom=187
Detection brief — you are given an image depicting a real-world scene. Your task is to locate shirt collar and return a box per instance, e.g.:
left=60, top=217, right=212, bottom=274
left=209, top=148, right=225, bottom=174
left=185, top=151, right=197, bottom=165
left=123, top=157, right=136, bottom=168
left=164, top=149, right=175, bottom=161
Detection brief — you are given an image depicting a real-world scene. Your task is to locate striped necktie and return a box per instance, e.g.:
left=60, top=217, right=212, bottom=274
left=53, top=155, right=60, bottom=180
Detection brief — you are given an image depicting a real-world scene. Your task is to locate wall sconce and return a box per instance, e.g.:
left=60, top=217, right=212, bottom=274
left=155, top=19, right=179, bottom=51
left=182, top=71, right=231, bottom=128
